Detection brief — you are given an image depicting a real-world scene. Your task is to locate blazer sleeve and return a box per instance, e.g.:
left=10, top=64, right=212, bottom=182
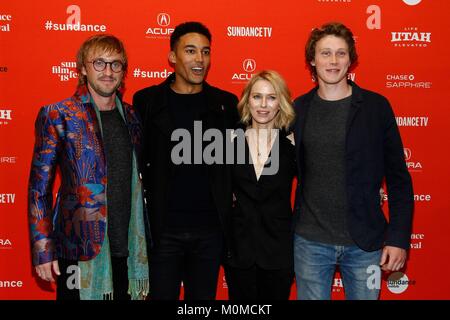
left=28, top=106, right=61, bottom=265
left=229, top=94, right=240, bottom=126
left=132, top=90, right=148, bottom=125
left=381, top=98, right=414, bottom=250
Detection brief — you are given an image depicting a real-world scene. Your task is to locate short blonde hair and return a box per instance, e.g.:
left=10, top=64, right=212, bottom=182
left=76, top=34, right=128, bottom=87
left=238, top=70, right=295, bottom=131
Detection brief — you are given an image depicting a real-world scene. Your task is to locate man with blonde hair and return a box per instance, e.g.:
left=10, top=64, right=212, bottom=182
left=28, top=34, right=150, bottom=300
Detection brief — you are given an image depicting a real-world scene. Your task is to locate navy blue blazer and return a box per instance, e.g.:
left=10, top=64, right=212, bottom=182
left=293, top=81, right=414, bottom=251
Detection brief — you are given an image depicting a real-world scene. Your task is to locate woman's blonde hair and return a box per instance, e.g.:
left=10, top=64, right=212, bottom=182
left=237, top=70, right=295, bottom=131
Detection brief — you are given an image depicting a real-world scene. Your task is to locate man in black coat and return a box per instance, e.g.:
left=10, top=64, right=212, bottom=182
left=133, top=21, right=239, bottom=300
left=292, top=22, right=414, bottom=300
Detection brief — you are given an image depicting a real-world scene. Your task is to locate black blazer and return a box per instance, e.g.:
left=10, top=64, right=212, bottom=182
left=293, top=81, right=414, bottom=251
left=225, top=128, right=296, bottom=270
left=132, top=73, right=239, bottom=246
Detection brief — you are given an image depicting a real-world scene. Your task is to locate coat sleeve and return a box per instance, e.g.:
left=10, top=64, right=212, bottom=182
left=28, top=105, right=61, bottom=266
left=381, top=98, right=414, bottom=250
left=132, top=89, right=148, bottom=127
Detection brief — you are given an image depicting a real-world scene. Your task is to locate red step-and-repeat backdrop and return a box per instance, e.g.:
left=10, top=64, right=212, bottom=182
left=1, top=0, right=449, bottom=300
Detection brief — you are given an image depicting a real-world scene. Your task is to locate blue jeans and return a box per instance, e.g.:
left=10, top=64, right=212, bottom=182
left=294, top=234, right=382, bottom=300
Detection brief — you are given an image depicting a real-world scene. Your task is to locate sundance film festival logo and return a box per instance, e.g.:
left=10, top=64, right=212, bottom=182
left=0, top=238, right=12, bottom=250
left=386, top=74, right=432, bottom=89
left=227, top=26, right=272, bottom=38
left=44, top=5, right=107, bottom=32
left=411, top=233, right=425, bottom=250
left=396, top=116, right=428, bottom=127
left=0, top=13, right=12, bottom=32
left=232, top=58, right=257, bottom=83
left=146, top=13, right=174, bottom=38
left=52, top=61, right=77, bottom=82
left=404, top=147, right=423, bottom=172
left=0, top=109, right=12, bottom=125
left=387, top=272, right=416, bottom=294
left=132, top=67, right=172, bottom=79
left=391, top=27, right=431, bottom=47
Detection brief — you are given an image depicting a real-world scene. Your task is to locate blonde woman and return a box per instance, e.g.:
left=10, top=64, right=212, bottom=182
left=224, top=70, right=296, bottom=300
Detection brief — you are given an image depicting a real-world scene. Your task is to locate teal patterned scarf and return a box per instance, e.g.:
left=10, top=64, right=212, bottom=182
left=77, top=95, right=149, bottom=300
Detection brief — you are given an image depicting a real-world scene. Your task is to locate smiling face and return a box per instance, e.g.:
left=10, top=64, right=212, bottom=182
left=248, top=79, right=280, bottom=129
left=311, top=35, right=351, bottom=87
left=81, top=49, right=124, bottom=97
left=169, top=32, right=211, bottom=93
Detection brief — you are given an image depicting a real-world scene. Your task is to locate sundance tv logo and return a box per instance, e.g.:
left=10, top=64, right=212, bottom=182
left=0, top=109, right=12, bottom=125
left=145, top=13, right=174, bottom=38
left=0, top=193, right=15, bottom=204
left=391, top=27, right=431, bottom=47
left=227, top=25, right=272, bottom=38
left=52, top=61, right=77, bottom=82
left=396, top=116, right=428, bottom=127
left=232, top=58, right=257, bottom=83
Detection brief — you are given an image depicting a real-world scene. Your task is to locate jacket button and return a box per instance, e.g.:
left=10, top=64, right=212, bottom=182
left=146, top=162, right=150, bottom=167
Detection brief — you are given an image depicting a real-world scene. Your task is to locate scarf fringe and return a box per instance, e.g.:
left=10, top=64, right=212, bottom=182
left=128, top=278, right=149, bottom=300
left=103, top=292, right=114, bottom=300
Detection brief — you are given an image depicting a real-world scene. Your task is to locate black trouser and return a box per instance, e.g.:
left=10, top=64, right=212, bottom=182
left=56, top=256, right=130, bottom=300
left=225, top=264, right=294, bottom=300
left=149, top=228, right=223, bottom=300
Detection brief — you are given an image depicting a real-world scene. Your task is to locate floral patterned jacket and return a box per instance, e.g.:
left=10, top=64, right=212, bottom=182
left=28, top=86, right=144, bottom=265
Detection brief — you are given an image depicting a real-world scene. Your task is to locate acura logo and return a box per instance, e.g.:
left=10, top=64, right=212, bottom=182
left=242, top=59, right=256, bottom=73
left=157, top=13, right=170, bottom=27
left=404, top=148, right=412, bottom=161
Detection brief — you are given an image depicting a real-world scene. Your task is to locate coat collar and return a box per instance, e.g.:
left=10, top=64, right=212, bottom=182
left=151, top=73, right=227, bottom=137
left=152, top=73, right=225, bottom=115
